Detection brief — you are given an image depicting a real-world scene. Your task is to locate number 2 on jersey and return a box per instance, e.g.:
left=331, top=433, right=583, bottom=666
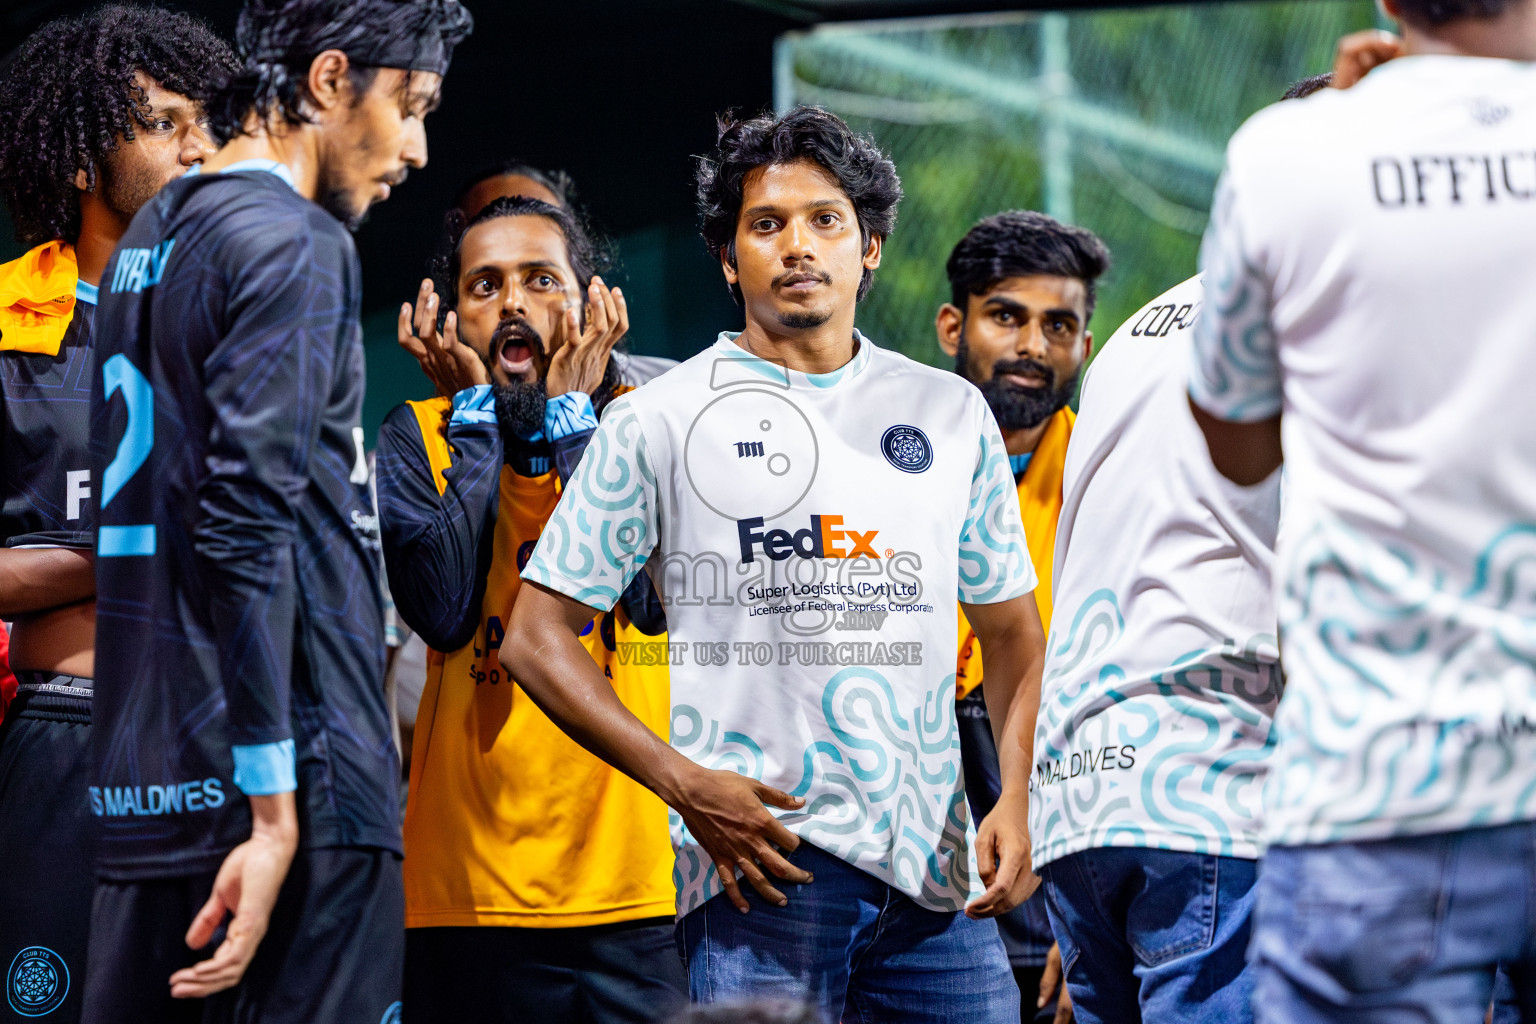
left=99, top=353, right=156, bottom=557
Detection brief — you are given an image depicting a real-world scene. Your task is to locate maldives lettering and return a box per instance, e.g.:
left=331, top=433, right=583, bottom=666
left=90, top=778, right=225, bottom=817
left=1032, top=745, right=1137, bottom=790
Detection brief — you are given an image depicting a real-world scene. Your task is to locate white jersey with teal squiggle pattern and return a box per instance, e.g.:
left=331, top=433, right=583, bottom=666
left=524, top=332, right=1035, bottom=916
left=1190, top=56, right=1536, bottom=848
left=1031, top=275, right=1282, bottom=870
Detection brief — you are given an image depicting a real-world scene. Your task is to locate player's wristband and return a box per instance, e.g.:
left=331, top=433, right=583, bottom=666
left=450, top=385, right=497, bottom=425
left=544, top=392, right=598, bottom=442
left=231, top=739, right=298, bottom=795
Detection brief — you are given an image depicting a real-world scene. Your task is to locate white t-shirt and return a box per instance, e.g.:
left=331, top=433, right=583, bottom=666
left=1190, top=56, right=1536, bottom=848
left=524, top=332, right=1035, bottom=916
left=1031, top=276, right=1282, bottom=869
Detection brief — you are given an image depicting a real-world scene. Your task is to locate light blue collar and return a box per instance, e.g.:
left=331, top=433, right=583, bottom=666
left=190, top=159, right=298, bottom=192
left=74, top=280, right=99, bottom=306
left=1009, top=452, right=1033, bottom=477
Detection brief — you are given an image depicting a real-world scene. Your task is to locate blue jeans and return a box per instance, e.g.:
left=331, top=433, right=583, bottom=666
left=1252, top=821, right=1536, bottom=1024
left=677, top=842, right=1018, bottom=1023
left=1041, top=848, right=1258, bottom=1024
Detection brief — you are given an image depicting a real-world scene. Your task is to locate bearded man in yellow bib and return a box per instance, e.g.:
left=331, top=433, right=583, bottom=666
left=376, top=194, right=683, bottom=1024
left=936, top=210, right=1111, bottom=1024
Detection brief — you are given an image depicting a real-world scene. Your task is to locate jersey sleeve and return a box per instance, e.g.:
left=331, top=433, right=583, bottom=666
left=522, top=394, right=658, bottom=612
left=1189, top=168, right=1283, bottom=423
left=958, top=415, right=1036, bottom=605
left=191, top=212, right=341, bottom=796
left=376, top=393, right=503, bottom=652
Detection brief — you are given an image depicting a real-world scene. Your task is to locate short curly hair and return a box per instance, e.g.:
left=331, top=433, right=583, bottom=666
left=946, top=210, right=1111, bottom=320
left=696, top=106, right=902, bottom=304
left=0, top=5, right=236, bottom=247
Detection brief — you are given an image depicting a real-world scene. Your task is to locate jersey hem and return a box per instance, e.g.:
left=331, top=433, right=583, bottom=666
left=404, top=898, right=675, bottom=929
left=97, top=834, right=403, bottom=881
left=1031, top=827, right=1261, bottom=871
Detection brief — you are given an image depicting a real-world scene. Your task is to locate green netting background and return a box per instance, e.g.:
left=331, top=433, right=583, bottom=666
left=776, top=1, right=1379, bottom=365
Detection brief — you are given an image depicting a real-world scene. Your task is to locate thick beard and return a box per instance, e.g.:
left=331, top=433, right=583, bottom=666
left=492, top=348, right=625, bottom=452
left=494, top=378, right=548, bottom=448
left=956, top=333, right=1079, bottom=432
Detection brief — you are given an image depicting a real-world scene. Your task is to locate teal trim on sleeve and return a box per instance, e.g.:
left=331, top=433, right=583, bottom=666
left=544, top=392, right=597, bottom=441
left=450, top=384, right=497, bottom=425
left=74, top=280, right=99, bottom=306
left=231, top=739, right=297, bottom=795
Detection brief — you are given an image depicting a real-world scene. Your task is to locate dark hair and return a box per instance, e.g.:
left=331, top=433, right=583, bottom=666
left=696, top=105, right=902, bottom=304
left=1394, top=0, right=1514, bottom=25
left=454, top=159, right=576, bottom=212
left=945, top=210, right=1111, bottom=320
left=1283, top=73, right=1334, bottom=100
left=430, top=194, right=612, bottom=312
left=206, top=0, right=472, bottom=143
left=0, top=5, right=236, bottom=247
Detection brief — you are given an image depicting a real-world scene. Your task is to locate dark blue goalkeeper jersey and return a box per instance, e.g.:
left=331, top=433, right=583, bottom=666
left=89, top=163, right=398, bottom=880
left=1, top=285, right=95, bottom=551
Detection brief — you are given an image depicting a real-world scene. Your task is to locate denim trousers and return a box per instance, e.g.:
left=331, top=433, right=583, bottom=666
left=676, top=842, right=1018, bottom=1024
left=1041, top=847, right=1258, bottom=1024
left=1252, top=821, right=1536, bottom=1024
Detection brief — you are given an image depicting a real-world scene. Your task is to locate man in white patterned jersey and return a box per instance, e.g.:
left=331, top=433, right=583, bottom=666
left=1189, top=1, right=1536, bottom=1019
left=1028, top=75, right=1341, bottom=1024
left=503, top=106, right=1048, bottom=1023
left=938, top=210, right=1110, bottom=1024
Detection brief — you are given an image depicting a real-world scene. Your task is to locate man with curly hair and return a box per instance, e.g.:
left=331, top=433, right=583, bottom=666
left=504, top=106, right=1047, bottom=1022
left=0, top=9, right=234, bottom=1023
left=83, top=1, right=470, bottom=1021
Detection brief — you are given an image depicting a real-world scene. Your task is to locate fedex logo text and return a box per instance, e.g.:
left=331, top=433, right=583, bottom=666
left=737, top=515, right=879, bottom=564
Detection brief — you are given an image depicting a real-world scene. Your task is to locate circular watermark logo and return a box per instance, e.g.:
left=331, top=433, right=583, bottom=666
left=684, top=387, right=819, bottom=521
left=7, top=946, right=68, bottom=1017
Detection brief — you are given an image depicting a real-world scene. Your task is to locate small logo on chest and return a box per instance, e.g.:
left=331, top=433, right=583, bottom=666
left=733, top=441, right=765, bottom=458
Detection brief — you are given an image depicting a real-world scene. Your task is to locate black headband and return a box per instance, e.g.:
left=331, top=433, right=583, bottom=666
left=252, top=34, right=451, bottom=76
left=245, top=0, right=470, bottom=78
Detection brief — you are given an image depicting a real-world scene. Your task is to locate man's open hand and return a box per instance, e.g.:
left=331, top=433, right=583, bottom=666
left=966, top=786, right=1039, bottom=918
left=169, top=794, right=298, bottom=999
left=398, top=277, right=489, bottom=396
left=545, top=276, right=628, bottom=398
left=673, top=766, right=813, bottom=913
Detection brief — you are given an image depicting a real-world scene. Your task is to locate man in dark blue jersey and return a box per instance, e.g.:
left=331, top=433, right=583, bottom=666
left=84, top=1, right=471, bottom=1021
left=0, top=10, right=233, bottom=1024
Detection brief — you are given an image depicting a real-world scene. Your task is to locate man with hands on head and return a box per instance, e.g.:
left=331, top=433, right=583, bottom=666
left=504, top=106, right=1047, bottom=1024
left=379, top=194, right=684, bottom=1024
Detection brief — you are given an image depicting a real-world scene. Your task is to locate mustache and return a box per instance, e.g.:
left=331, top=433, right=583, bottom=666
left=990, top=357, right=1057, bottom=390
left=772, top=267, right=832, bottom=289
left=383, top=168, right=409, bottom=187
left=491, top=315, right=544, bottom=355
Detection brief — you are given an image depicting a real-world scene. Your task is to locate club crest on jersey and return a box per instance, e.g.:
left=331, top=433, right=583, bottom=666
left=7, top=946, right=68, bottom=1017
left=737, top=514, right=878, bottom=564
left=880, top=424, right=932, bottom=474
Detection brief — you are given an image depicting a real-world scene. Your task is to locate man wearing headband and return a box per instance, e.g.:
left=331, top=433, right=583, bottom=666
left=82, top=2, right=471, bottom=1021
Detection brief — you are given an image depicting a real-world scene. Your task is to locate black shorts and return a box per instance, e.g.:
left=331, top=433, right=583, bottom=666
left=82, top=846, right=403, bottom=1024
left=0, top=680, right=93, bottom=1024
left=404, top=918, right=686, bottom=1024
